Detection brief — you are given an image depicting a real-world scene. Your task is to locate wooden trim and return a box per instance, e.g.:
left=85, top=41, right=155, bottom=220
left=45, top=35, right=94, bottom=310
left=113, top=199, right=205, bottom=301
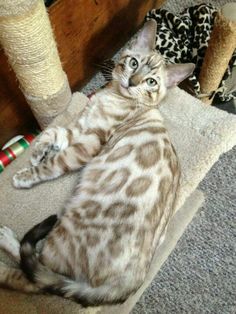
left=49, top=0, right=164, bottom=89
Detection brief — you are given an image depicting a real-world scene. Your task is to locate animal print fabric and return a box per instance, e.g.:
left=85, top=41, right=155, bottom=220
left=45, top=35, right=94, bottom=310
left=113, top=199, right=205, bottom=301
left=146, top=3, right=236, bottom=102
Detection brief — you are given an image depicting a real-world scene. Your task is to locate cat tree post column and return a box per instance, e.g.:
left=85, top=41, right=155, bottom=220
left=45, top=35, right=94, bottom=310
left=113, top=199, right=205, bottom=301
left=199, top=3, right=236, bottom=105
left=0, top=0, right=72, bottom=128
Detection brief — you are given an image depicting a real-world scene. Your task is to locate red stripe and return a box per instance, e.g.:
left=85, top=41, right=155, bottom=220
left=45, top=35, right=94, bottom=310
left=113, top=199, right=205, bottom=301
left=7, top=147, right=16, bottom=159
left=24, top=134, right=36, bottom=144
left=0, top=151, right=11, bottom=167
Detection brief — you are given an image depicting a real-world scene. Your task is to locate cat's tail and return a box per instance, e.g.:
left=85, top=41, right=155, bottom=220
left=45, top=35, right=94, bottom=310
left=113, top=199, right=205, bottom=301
left=20, top=215, right=126, bottom=306
left=20, top=214, right=58, bottom=282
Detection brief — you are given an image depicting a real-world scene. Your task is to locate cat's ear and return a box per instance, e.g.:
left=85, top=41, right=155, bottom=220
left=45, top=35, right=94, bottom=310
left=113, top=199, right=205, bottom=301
left=131, top=19, right=157, bottom=52
left=165, top=63, right=195, bottom=88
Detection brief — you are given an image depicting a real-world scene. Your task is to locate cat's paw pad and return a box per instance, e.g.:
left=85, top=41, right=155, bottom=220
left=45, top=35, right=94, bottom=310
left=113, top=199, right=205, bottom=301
left=13, top=168, right=34, bottom=189
left=30, top=142, right=52, bottom=166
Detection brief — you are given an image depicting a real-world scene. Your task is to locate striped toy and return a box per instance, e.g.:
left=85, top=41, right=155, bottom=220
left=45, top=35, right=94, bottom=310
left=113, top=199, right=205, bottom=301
left=0, top=133, right=39, bottom=173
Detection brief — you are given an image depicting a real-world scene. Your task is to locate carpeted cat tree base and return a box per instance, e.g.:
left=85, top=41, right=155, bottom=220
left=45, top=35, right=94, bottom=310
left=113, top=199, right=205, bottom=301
left=1, top=86, right=236, bottom=314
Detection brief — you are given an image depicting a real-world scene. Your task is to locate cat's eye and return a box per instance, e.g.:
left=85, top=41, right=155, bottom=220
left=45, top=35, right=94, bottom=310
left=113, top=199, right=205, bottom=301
left=129, top=58, right=138, bottom=70
left=146, top=78, right=157, bottom=87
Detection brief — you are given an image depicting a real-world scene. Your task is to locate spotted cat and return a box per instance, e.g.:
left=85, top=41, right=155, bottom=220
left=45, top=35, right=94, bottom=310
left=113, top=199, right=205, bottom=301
left=0, top=20, right=194, bottom=305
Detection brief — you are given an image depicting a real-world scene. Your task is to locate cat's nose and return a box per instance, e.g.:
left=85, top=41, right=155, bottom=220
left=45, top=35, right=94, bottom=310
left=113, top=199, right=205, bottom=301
left=128, top=78, right=136, bottom=87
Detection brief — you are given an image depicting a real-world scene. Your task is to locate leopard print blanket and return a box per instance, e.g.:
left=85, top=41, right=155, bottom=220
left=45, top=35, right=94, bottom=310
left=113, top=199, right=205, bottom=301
left=146, top=3, right=236, bottom=102
left=101, top=4, right=236, bottom=102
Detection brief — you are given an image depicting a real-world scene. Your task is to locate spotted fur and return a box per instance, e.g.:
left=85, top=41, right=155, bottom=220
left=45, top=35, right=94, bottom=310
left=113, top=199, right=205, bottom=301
left=0, top=20, right=194, bottom=306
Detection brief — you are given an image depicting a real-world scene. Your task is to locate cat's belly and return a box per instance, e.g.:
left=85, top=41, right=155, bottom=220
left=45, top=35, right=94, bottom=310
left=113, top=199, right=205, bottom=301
left=41, top=121, right=179, bottom=287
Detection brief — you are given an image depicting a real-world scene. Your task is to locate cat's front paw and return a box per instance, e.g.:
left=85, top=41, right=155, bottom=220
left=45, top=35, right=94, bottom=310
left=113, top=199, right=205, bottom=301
left=30, top=142, right=52, bottom=166
left=30, top=127, right=66, bottom=166
left=13, top=168, right=35, bottom=189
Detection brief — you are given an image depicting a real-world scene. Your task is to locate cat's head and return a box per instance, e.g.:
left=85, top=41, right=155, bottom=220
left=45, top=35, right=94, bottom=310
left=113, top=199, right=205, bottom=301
left=112, top=20, right=195, bottom=106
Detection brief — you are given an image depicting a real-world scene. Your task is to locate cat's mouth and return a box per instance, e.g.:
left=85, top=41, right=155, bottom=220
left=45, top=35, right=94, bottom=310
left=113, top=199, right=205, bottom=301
left=120, top=83, right=129, bottom=89
left=119, top=84, right=132, bottom=97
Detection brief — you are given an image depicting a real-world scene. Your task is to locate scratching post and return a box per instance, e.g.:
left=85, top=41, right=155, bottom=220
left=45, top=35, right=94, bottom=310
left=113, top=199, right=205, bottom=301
left=199, top=3, right=236, bottom=104
left=0, top=0, right=72, bottom=128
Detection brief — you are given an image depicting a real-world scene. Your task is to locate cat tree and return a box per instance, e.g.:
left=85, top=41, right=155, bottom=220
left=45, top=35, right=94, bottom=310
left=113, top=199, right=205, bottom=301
left=0, top=0, right=72, bottom=128
left=199, top=2, right=236, bottom=104
left=1, top=1, right=235, bottom=126
left=0, top=1, right=236, bottom=313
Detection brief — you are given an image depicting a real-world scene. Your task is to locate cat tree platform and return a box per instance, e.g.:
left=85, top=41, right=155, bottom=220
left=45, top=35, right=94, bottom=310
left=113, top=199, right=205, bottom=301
left=1, top=87, right=236, bottom=313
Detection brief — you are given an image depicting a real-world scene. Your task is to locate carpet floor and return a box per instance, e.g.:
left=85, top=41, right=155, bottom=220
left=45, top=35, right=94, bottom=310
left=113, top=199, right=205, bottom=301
left=132, top=146, right=236, bottom=314
left=81, top=1, right=235, bottom=312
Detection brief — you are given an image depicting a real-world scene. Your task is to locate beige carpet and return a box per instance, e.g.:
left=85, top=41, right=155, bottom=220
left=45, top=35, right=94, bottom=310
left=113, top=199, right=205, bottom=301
left=0, top=86, right=236, bottom=313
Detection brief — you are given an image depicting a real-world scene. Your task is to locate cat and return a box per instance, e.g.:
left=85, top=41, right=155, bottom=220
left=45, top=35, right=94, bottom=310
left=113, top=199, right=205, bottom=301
left=0, top=20, right=194, bottom=306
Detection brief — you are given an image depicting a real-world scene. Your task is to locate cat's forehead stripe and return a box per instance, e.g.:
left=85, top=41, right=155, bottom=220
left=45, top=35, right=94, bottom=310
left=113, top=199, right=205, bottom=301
left=120, top=54, right=130, bottom=61
left=147, top=55, right=163, bottom=69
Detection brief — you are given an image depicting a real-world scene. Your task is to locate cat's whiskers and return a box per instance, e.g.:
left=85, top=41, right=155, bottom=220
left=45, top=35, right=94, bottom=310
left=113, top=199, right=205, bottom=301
left=101, top=68, right=113, bottom=74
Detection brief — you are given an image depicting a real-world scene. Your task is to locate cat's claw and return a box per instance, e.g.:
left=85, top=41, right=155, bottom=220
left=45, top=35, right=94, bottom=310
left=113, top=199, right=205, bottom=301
left=13, top=168, right=34, bottom=189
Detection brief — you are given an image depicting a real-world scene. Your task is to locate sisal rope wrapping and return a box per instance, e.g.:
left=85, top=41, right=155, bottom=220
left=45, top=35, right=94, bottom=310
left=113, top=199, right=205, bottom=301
left=198, top=3, right=236, bottom=105
left=0, top=0, right=65, bottom=96
left=0, top=0, right=38, bottom=17
left=0, top=0, right=72, bottom=127
left=26, top=75, right=72, bottom=128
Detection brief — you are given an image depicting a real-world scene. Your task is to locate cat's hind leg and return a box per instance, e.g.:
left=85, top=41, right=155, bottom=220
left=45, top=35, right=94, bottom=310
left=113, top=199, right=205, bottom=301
left=0, top=226, right=20, bottom=263
left=0, top=262, right=40, bottom=293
